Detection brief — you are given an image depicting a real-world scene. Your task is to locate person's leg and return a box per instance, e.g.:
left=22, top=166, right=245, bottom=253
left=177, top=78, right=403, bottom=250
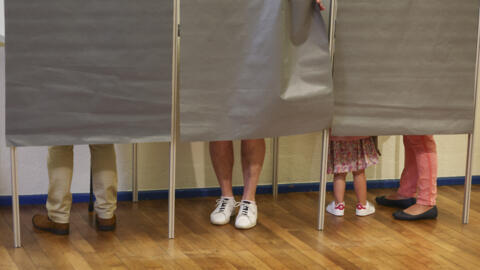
left=352, top=170, right=367, bottom=206
left=333, top=173, right=347, bottom=204
left=33, top=146, right=73, bottom=235
left=326, top=173, right=347, bottom=216
left=235, top=139, right=265, bottom=229
left=210, top=141, right=237, bottom=225
left=376, top=136, right=417, bottom=208
left=388, top=136, right=418, bottom=200
left=401, top=135, right=437, bottom=215
left=240, top=139, right=266, bottom=201
left=90, top=144, right=118, bottom=230
left=210, top=141, right=235, bottom=197
left=46, top=146, right=74, bottom=223
left=414, top=136, right=437, bottom=206
left=353, top=169, right=376, bottom=216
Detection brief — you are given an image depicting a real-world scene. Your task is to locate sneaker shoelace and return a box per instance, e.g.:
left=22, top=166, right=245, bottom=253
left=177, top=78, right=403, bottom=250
left=236, top=202, right=251, bottom=216
left=215, top=198, right=231, bottom=212
left=241, top=205, right=249, bottom=215
left=356, top=203, right=367, bottom=210
left=335, top=203, right=345, bottom=210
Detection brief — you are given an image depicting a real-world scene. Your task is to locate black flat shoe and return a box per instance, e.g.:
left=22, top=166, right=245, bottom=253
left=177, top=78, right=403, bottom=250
left=375, top=196, right=416, bottom=209
left=393, top=206, right=438, bottom=221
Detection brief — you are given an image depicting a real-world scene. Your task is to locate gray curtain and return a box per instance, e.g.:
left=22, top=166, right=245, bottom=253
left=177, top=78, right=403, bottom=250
left=1, top=38, right=4, bottom=140
left=179, top=0, right=334, bottom=141
left=332, top=0, right=479, bottom=136
left=5, top=0, right=173, bottom=146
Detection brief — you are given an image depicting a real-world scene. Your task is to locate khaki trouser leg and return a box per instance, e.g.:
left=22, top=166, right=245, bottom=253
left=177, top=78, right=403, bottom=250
left=46, top=146, right=74, bottom=224
left=90, top=144, right=118, bottom=219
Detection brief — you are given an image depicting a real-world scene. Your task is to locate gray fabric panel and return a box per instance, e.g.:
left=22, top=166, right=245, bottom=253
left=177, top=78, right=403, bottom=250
left=5, top=0, right=172, bottom=146
left=1, top=42, right=4, bottom=144
left=332, top=0, right=479, bottom=136
left=180, top=0, right=333, bottom=141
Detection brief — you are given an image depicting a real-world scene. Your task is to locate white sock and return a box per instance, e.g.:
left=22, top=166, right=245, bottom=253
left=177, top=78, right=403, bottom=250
left=241, top=200, right=256, bottom=205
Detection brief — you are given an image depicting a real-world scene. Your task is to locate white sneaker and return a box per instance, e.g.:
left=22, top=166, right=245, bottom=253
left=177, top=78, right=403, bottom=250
left=356, top=201, right=375, bottom=217
left=326, top=201, right=345, bottom=216
left=210, top=197, right=236, bottom=225
left=235, top=200, right=257, bottom=230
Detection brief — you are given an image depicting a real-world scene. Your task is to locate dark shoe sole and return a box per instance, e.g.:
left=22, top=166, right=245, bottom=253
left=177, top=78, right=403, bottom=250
left=393, top=206, right=438, bottom=221
left=32, top=218, right=69, bottom=235
left=95, top=214, right=116, bottom=231
left=96, top=224, right=116, bottom=231
left=375, top=196, right=416, bottom=209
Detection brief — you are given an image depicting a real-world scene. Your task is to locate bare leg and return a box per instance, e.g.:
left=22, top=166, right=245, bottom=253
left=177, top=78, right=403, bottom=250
left=333, top=173, right=347, bottom=204
left=241, top=139, right=266, bottom=201
left=210, top=141, right=235, bottom=198
left=353, top=170, right=367, bottom=205
left=385, top=194, right=412, bottom=200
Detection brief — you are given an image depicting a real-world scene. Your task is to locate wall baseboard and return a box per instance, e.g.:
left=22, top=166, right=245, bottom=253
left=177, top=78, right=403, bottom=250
left=0, top=176, right=478, bottom=206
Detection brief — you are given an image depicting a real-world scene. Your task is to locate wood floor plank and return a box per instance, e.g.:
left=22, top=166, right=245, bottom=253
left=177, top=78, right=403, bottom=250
left=0, top=185, right=479, bottom=269
left=0, top=246, right=18, bottom=270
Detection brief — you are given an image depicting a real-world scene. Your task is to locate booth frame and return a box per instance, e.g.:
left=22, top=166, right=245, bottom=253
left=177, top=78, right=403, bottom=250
left=132, top=143, right=139, bottom=203
left=168, top=0, right=180, bottom=239
left=463, top=7, right=480, bottom=224
left=271, top=1, right=480, bottom=231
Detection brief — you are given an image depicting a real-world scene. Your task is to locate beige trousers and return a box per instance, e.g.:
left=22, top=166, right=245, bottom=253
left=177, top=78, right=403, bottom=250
left=46, top=145, right=118, bottom=223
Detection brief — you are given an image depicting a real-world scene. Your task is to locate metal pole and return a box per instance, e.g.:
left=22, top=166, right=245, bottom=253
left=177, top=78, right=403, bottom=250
left=132, top=143, right=139, bottom=202
left=462, top=8, right=480, bottom=224
left=10, top=147, right=21, bottom=248
left=168, top=0, right=180, bottom=239
left=327, top=0, right=337, bottom=65
left=317, top=130, right=330, bottom=231
left=463, top=134, right=475, bottom=224
left=88, top=168, right=94, bottom=212
left=272, top=137, right=279, bottom=199
left=318, top=0, right=337, bottom=231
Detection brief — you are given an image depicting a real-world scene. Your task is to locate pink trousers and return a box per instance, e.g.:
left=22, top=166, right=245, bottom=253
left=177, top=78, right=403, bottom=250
left=397, top=135, right=438, bottom=206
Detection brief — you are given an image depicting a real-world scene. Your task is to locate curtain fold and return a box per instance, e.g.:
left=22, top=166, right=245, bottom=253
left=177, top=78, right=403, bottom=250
left=179, top=0, right=334, bottom=141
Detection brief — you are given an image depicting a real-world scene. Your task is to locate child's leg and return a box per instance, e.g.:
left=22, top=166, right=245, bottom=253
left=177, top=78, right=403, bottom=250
left=333, top=173, right=347, bottom=203
left=353, top=170, right=367, bottom=205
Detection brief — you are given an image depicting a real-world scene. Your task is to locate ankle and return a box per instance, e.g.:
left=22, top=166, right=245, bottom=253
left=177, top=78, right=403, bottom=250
left=221, top=193, right=234, bottom=198
left=241, top=196, right=256, bottom=202
left=241, top=199, right=256, bottom=205
left=387, top=194, right=411, bottom=200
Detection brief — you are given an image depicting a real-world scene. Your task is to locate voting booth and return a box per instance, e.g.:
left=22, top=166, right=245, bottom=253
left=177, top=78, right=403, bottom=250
left=3, top=0, right=479, bottom=247
left=318, top=0, right=480, bottom=229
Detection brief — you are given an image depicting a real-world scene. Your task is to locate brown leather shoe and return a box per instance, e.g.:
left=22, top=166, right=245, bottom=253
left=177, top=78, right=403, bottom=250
left=32, top=215, right=69, bottom=235
left=96, top=215, right=116, bottom=231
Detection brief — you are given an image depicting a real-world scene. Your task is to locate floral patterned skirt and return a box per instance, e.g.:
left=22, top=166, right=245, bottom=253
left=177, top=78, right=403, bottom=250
left=327, top=137, right=379, bottom=174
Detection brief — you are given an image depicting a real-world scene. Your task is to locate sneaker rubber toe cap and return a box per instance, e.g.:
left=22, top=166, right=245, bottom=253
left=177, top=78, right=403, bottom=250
left=210, top=213, right=230, bottom=225
left=235, top=216, right=256, bottom=229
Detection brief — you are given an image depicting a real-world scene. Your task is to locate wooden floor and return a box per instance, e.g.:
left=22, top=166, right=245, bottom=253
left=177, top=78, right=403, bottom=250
left=1, top=185, right=480, bottom=270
